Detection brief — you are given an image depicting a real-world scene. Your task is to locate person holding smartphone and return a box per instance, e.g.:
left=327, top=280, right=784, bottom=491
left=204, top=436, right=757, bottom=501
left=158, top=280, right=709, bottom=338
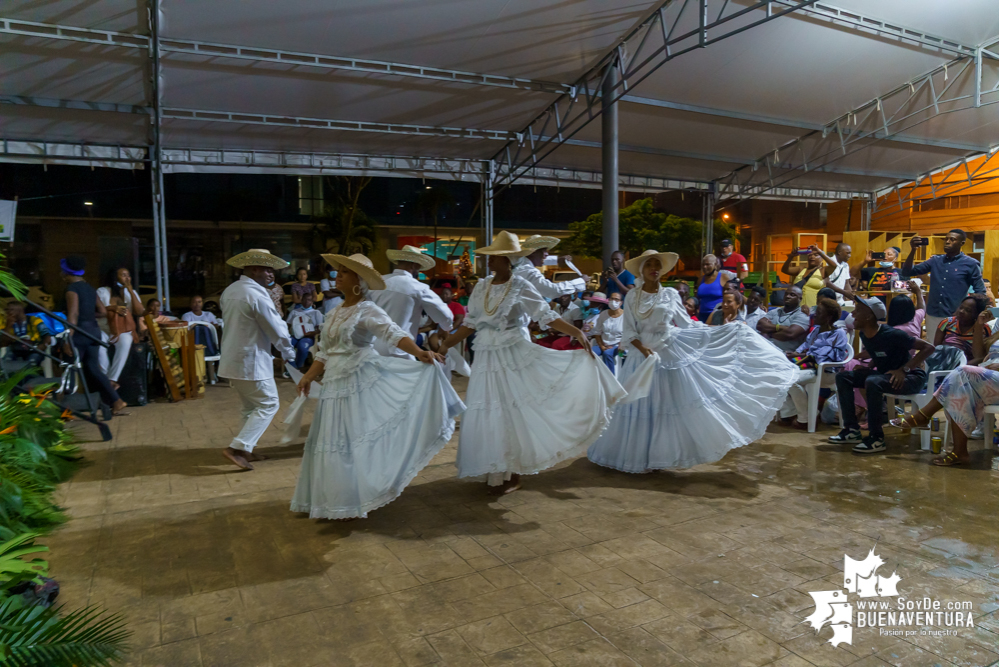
left=901, top=229, right=985, bottom=338
left=857, top=246, right=901, bottom=303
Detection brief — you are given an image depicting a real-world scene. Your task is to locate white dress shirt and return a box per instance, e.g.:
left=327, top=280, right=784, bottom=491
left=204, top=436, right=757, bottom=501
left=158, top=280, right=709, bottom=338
left=368, top=269, right=453, bottom=357
left=593, top=311, right=624, bottom=346
left=219, top=275, right=296, bottom=380
left=513, top=256, right=586, bottom=299
left=182, top=310, right=219, bottom=325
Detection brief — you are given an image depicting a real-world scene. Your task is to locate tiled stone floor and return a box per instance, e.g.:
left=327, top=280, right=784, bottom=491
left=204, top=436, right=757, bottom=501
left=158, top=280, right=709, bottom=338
left=52, top=377, right=999, bottom=667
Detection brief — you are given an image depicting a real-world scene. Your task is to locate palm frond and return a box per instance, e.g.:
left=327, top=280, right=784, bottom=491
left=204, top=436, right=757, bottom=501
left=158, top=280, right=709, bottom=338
left=0, top=597, right=130, bottom=667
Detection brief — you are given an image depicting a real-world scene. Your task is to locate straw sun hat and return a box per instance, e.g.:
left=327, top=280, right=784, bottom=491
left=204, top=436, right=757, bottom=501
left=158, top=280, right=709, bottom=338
left=518, top=235, right=561, bottom=254
left=624, top=249, right=679, bottom=277
left=385, top=245, right=436, bottom=271
left=321, top=253, right=386, bottom=291
left=477, top=231, right=525, bottom=256
left=226, top=248, right=289, bottom=270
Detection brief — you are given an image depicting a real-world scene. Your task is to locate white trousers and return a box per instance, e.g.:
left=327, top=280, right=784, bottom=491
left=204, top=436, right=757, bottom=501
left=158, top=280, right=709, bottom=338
left=780, top=369, right=817, bottom=422
left=103, top=331, right=133, bottom=382
left=925, top=315, right=945, bottom=341
left=229, top=378, right=280, bottom=453
left=487, top=472, right=513, bottom=487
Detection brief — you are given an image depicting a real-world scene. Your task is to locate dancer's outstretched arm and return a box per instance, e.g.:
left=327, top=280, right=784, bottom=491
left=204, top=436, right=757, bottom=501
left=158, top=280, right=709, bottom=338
left=297, top=360, right=325, bottom=397
left=438, top=326, right=475, bottom=356
left=397, top=337, right=443, bottom=364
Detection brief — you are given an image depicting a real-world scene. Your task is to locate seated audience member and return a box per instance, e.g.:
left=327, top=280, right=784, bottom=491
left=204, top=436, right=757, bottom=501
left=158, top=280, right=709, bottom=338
left=286, top=291, right=324, bottom=369
left=779, top=299, right=850, bottom=429
left=1, top=301, right=51, bottom=367
left=756, top=286, right=810, bottom=352
left=684, top=297, right=700, bottom=322
left=319, top=267, right=344, bottom=314
left=708, top=291, right=744, bottom=325
left=182, top=295, right=221, bottom=356
left=933, top=294, right=989, bottom=361
left=743, top=286, right=768, bottom=330
left=592, top=292, right=624, bottom=372
left=146, top=298, right=176, bottom=324
left=830, top=296, right=934, bottom=453
left=553, top=292, right=608, bottom=350
left=675, top=281, right=691, bottom=301
left=892, top=313, right=999, bottom=466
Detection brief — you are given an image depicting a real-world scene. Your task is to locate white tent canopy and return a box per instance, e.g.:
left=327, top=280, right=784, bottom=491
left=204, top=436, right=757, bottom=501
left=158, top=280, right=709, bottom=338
left=3, top=1, right=998, bottom=298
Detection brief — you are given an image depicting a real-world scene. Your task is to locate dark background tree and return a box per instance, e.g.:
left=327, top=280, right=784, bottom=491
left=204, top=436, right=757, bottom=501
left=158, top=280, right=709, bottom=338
left=561, top=198, right=737, bottom=265
left=308, top=176, right=378, bottom=256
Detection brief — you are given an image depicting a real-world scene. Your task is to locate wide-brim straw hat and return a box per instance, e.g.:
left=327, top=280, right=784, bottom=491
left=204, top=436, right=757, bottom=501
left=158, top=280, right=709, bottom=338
left=321, top=253, right=387, bottom=291
left=227, top=248, right=289, bottom=270
left=477, top=230, right=524, bottom=256
left=386, top=245, right=436, bottom=271
left=518, top=234, right=561, bottom=255
left=625, top=250, right=679, bottom=277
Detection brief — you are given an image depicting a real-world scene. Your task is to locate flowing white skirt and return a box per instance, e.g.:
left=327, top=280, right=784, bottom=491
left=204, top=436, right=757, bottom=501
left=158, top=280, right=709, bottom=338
left=587, top=322, right=797, bottom=472
left=457, top=329, right=626, bottom=478
left=290, top=350, right=465, bottom=519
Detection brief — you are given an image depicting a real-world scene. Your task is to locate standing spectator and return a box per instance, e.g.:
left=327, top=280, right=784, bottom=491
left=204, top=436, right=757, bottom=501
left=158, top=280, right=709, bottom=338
left=1, top=301, right=50, bottom=367
left=859, top=246, right=901, bottom=302
left=781, top=249, right=826, bottom=308
left=290, top=267, right=317, bottom=306
left=811, top=243, right=853, bottom=305
left=600, top=250, right=635, bottom=294
left=830, top=296, right=934, bottom=453
left=318, top=266, right=344, bottom=314
left=592, top=291, right=623, bottom=372
left=756, top=286, right=809, bottom=352
left=901, top=230, right=985, bottom=336
left=61, top=256, right=128, bottom=416
left=286, top=291, right=324, bottom=369
left=718, top=239, right=748, bottom=280
left=743, top=286, right=769, bottom=330
left=97, top=267, right=144, bottom=389
left=696, top=255, right=733, bottom=321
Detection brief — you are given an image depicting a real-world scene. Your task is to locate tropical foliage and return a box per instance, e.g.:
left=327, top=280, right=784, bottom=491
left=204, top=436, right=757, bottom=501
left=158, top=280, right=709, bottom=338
left=560, top=198, right=738, bottom=261
left=0, top=254, right=130, bottom=665
left=309, top=176, right=378, bottom=255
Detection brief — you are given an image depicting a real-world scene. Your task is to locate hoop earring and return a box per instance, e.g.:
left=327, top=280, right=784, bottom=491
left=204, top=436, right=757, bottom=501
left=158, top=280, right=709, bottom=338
left=352, top=285, right=361, bottom=296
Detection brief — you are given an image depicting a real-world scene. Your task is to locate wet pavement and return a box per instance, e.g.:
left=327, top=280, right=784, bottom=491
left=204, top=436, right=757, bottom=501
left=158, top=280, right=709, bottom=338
left=52, top=377, right=999, bottom=666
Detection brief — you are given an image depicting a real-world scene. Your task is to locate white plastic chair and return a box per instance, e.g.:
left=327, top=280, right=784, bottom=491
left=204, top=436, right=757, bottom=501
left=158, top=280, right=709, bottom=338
left=886, top=359, right=962, bottom=451
left=187, top=321, right=221, bottom=384
left=802, top=344, right=855, bottom=432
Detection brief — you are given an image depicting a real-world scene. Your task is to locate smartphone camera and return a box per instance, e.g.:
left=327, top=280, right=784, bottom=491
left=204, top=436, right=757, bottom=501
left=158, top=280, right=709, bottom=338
left=913, top=238, right=930, bottom=247
left=871, top=252, right=886, bottom=260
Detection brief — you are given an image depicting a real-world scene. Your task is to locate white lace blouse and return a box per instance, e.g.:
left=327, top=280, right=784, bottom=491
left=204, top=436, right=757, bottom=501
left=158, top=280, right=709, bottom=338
left=621, top=285, right=700, bottom=351
left=465, top=275, right=559, bottom=348
left=313, top=301, right=409, bottom=366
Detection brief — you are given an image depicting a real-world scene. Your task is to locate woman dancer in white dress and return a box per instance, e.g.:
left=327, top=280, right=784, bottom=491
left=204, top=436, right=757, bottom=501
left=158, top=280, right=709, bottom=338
left=290, top=253, right=465, bottom=519
left=588, top=250, right=797, bottom=472
left=438, top=231, right=626, bottom=494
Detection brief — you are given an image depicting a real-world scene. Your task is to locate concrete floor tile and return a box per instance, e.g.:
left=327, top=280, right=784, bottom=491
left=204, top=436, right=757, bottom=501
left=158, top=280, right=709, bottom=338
left=456, top=616, right=528, bottom=655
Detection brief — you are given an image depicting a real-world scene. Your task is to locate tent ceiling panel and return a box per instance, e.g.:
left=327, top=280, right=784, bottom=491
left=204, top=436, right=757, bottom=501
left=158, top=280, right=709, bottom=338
left=160, top=0, right=651, bottom=82
left=627, top=16, right=958, bottom=127
left=159, top=60, right=552, bottom=132
left=0, top=105, right=148, bottom=145
left=0, top=36, right=146, bottom=104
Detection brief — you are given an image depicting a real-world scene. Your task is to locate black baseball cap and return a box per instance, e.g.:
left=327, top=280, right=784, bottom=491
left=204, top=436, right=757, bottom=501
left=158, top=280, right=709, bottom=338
left=720, top=239, right=733, bottom=247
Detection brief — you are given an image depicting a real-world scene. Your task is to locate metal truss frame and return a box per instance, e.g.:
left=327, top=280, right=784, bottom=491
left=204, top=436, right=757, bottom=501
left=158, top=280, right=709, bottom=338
left=489, top=0, right=821, bottom=192
left=872, top=149, right=999, bottom=220
left=716, top=34, right=999, bottom=205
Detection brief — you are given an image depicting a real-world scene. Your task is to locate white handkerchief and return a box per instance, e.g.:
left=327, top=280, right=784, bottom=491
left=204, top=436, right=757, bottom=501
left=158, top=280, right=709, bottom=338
left=285, top=365, right=322, bottom=398
left=280, top=394, right=308, bottom=444
left=619, top=352, right=660, bottom=403
left=565, top=259, right=583, bottom=276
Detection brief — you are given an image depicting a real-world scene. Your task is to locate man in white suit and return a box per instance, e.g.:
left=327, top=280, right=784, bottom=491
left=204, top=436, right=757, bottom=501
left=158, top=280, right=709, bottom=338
left=218, top=249, right=296, bottom=470
left=512, top=235, right=588, bottom=299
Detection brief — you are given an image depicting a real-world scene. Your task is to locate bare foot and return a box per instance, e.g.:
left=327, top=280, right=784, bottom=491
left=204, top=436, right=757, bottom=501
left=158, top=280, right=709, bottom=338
left=112, top=399, right=131, bottom=416
left=222, top=448, right=254, bottom=470
left=111, top=381, right=120, bottom=390
left=489, top=474, right=521, bottom=495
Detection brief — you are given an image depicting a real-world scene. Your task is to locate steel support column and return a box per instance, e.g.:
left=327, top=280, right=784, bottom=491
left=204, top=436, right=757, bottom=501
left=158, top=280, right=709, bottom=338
left=601, top=63, right=620, bottom=268
left=148, top=0, right=169, bottom=307
left=702, top=185, right=716, bottom=256
left=484, top=161, right=495, bottom=274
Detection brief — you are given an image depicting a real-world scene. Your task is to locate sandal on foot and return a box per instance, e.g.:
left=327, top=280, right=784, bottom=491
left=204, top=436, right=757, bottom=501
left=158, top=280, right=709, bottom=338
left=932, top=451, right=968, bottom=467
left=889, top=412, right=929, bottom=430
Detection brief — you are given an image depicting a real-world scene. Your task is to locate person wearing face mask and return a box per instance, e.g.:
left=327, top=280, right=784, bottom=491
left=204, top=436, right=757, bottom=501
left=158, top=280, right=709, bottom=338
left=587, top=250, right=797, bottom=473
left=591, top=292, right=624, bottom=372
left=319, top=268, right=344, bottom=314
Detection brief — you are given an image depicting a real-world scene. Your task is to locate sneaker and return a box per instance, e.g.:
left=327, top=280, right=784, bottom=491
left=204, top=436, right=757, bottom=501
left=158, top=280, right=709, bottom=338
left=970, top=427, right=984, bottom=440
left=828, top=428, right=863, bottom=444
left=852, top=435, right=887, bottom=454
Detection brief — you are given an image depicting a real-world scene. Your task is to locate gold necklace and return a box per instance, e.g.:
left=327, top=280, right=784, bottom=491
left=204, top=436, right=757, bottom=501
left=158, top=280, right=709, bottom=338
left=483, top=278, right=514, bottom=316
left=634, top=285, right=661, bottom=320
